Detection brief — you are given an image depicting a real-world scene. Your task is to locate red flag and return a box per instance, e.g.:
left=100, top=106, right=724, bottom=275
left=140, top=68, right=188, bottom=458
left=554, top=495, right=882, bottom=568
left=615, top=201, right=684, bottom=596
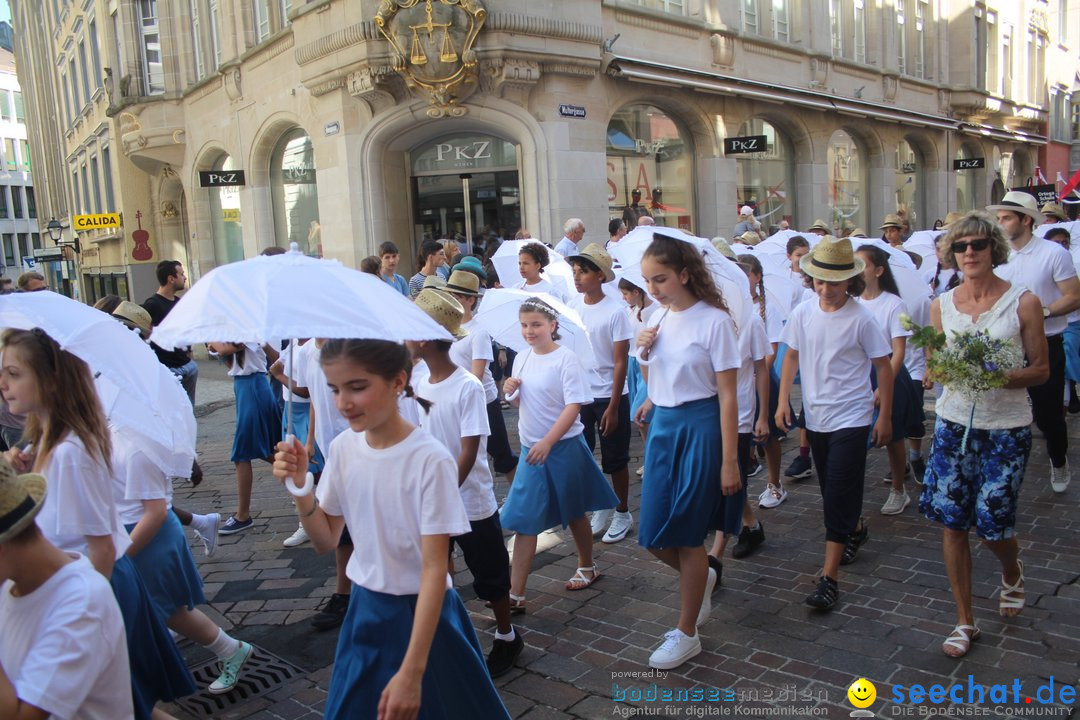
left=1059, top=168, right=1080, bottom=200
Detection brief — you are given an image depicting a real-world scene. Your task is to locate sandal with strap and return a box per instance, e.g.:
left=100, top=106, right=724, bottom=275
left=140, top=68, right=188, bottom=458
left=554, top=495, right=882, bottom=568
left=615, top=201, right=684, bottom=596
left=942, top=625, right=981, bottom=658
left=565, top=566, right=600, bottom=591
left=486, top=593, right=526, bottom=615
left=840, top=519, right=869, bottom=566
left=998, top=560, right=1025, bottom=617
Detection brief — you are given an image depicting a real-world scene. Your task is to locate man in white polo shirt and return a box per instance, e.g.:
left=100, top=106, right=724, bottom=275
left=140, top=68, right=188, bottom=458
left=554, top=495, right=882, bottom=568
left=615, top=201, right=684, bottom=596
left=991, top=191, right=1080, bottom=493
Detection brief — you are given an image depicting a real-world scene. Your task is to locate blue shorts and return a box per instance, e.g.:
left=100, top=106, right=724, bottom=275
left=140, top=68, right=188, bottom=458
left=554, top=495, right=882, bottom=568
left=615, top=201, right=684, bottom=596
left=920, top=418, right=1032, bottom=541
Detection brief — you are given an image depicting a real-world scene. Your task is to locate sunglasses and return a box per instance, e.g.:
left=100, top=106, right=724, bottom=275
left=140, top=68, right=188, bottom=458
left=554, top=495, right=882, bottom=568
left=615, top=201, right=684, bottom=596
left=950, top=238, right=991, bottom=254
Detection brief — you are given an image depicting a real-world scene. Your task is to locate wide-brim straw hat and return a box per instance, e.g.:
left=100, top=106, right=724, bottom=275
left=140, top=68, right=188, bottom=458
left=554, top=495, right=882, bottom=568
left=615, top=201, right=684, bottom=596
left=799, top=235, right=866, bottom=282
left=711, top=238, right=737, bottom=259
left=422, top=274, right=447, bottom=290
left=738, top=231, right=761, bottom=245
left=568, top=243, right=615, bottom=283
left=808, top=218, right=831, bottom=233
left=1041, top=201, right=1067, bottom=221
left=414, top=289, right=468, bottom=339
left=445, top=269, right=481, bottom=297
left=112, top=301, right=153, bottom=337
left=940, top=211, right=964, bottom=229
left=848, top=228, right=868, bottom=238
left=880, top=213, right=904, bottom=230
left=987, top=191, right=1045, bottom=225
left=0, top=459, right=47, bottom=544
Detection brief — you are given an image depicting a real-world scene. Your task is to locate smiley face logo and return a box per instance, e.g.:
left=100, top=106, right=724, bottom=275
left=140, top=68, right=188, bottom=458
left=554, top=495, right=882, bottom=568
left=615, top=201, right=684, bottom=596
left=847, top=678, right=876, bottom=709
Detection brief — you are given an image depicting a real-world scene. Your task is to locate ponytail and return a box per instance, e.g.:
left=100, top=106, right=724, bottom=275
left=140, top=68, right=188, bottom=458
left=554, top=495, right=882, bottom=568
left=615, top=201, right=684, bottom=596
left=319, top=338, right=431, bottom=412
left=736, top=253, right=767, bottom=327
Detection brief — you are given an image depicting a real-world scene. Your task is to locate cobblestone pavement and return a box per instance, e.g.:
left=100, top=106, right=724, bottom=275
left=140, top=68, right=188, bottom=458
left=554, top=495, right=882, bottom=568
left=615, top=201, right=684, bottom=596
left=162, top=361, right=1080, bottom=719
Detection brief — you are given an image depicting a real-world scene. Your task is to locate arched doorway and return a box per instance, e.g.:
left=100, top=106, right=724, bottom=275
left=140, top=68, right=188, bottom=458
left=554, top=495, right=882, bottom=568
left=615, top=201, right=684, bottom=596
left=895, top=138, right=924, bottom=229
left=954, top=142, right=982, bottom=212
left=827, top=129, right=867, bottom=234
left=270, top=128, right=322, bottom=255
left=207, top=153, right=244, bottom=264
left=735, top=118, right=795, bottom=231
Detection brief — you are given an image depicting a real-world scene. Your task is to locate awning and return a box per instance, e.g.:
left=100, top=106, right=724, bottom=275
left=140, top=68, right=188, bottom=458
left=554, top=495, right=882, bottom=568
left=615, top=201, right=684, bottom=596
left=608, top=56, right=1046, bottom=145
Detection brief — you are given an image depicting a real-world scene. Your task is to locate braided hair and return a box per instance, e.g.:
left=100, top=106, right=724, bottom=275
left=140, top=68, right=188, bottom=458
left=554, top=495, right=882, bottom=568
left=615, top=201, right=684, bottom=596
left=736, top=254, right=767, bottom=327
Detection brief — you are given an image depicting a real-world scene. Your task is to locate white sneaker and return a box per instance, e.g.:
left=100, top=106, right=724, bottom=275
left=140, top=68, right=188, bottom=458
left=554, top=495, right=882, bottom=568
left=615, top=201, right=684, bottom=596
left=636, top=466, right=644, bottom=477
left=194, top=513, right=221, bottom=557
left=602, top=511, right=633, bottom=543
left=1051, top=460, right=1071, bottom=493
left=283, top=523, right=310, bottom=547
left=758, top=483, right=788, bottom=509
left=696, top=567, right=717, bottom=626
left=590, top=509, right=614, bottom=538
left=648, top=629, right=702, bottom=670
left=880, top=489, right=911, bottom=515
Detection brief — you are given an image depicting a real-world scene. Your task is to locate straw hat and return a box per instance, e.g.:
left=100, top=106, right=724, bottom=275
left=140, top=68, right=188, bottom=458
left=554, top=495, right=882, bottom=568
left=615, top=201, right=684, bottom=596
left=940, top=211, right=964, bottom=229
left=414, top=289, right=468, bottom=340
left=711, top=238, right=737, bottom=259
left=453, top=256, right=487, bottom=280
left=807, top=218, right=831, bottom=233
left=112, top=301, right=152, bottom=337
left=445, top=269, right=481, bottom=297
left=0, top=458, right=47, bottom=544
left=987, top=191, right=1045, bottom=224
left=422, top=274, right=447, bottom=290
left=1040, top=202, right=1067, bottom=221
left=568, top=243, right=615, bottom=283
left=880, top=214, right=904, bottom=230
left=848, top=228, right=868, bottom=238
left=738, top=231, right=762, bottom=245
left=799, top=235, right=866, bottom=282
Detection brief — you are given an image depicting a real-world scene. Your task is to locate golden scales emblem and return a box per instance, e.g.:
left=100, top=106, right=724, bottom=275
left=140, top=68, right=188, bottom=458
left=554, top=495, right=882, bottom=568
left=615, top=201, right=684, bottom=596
left=375, top=0, right=487, bottom=117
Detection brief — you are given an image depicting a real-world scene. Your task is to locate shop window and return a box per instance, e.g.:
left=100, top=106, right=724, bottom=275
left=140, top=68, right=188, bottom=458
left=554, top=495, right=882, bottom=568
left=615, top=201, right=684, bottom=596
left=894, top=139, right=923, bottom=231
left=607, top=104, right=695, bottom=232
left=209, top=153, right=245, bottom=264
left=271, top=129, right=322, bottom=255
left=734, top=118, right=795, bottom=232
left=826, top=129, right=866, bottom=235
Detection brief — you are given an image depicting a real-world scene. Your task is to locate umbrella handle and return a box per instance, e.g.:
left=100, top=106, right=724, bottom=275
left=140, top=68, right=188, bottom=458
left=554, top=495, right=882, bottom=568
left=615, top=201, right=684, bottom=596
left=286, top=471, right=315, bottom=497
left=505, top=388, right=521, bottom=403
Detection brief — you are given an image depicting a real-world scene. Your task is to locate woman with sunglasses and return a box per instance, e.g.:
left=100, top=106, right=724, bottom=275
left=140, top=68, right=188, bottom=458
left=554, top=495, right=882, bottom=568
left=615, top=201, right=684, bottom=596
left=921, top=211, right=1048, bottom=659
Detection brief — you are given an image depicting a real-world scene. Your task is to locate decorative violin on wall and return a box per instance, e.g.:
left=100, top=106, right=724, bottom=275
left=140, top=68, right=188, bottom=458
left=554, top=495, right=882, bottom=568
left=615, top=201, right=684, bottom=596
left=132, top=210, right=153, bottom=261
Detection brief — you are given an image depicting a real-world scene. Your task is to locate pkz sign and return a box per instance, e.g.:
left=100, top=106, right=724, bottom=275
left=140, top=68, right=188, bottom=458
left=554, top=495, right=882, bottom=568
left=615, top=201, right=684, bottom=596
left=199, top=170, right=247, bottom=187
left=724, top=135, right=769, bottom=155
left=953, top=158, right=985, bottom=170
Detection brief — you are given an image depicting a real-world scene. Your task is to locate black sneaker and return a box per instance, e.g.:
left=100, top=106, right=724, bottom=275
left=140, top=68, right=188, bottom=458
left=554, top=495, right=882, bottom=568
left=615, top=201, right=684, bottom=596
left=840, top=520, right=869, bottom=566
left=785, top=455, right=813, bottom=479
left=805, top=575, right=839, bottom=611
left=746, top=459, right=763, bottom=478
left=486, top=628, right=524, bottom=678
left=1069, top=383, right=1080, bottom=414
left=311, top=593, right=350, bottom=631
left=707, top=554, right=723, bottom=592
left=731, top=522, right=765, bottom=559
left=909, top=456, right=926, bottom=484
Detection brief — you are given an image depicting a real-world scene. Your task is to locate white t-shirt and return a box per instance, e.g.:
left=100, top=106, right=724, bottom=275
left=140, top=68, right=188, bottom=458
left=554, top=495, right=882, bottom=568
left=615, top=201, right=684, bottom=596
left=754, top=297, right=785, bottom=345
left=417, top=367, right=497, bottom=521
left=780, top=297, right=893, bottom=432
left=569, top=294, right=634, bottom=398
left=995, top=235, right=1077, bottom=335
left=449, top=320, right=497, bottom=404
left=858, top=292, right=928, bottom=383
left=111, top=430, right=171, bottom=525
left=0, top=555, right=132, bottom=720
left=511, top=345, right=592, bottom=446
left=636, top=301, right=741, bottom=408
left=280, top=340, right=311, bottom=404
left=289, top=340, right=350, bottom=453
left=36, top=436, right=133, bottom=561
left=227, top=344, right=269, bottom=376
left=736, top=313, right=771, bottom=433
left=517, top=276, right=567, bottom=303
left=625, top=301, right=661, bottom=345
left=316, top=428, right=470, bottom=595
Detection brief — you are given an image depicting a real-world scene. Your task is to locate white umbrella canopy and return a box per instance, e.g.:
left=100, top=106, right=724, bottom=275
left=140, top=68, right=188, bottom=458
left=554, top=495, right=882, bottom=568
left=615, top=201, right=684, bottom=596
left=490, top=239, right=574, bottom=299
left=150, top=243, right=453, bottom=349
left=608, top=227, right=753, bottom=330
left=473, top=288, right=597, bottom=369
left=850, top=237, right=932, bottom=316
left=903, top=230, right=944, bottom=285
left=1035, top=220, right=1080, bottom=248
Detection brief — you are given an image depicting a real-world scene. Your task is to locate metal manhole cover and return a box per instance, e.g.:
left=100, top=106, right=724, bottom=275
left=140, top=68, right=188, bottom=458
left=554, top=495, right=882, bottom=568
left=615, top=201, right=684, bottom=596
left=172, top=645, right=306, bottom=718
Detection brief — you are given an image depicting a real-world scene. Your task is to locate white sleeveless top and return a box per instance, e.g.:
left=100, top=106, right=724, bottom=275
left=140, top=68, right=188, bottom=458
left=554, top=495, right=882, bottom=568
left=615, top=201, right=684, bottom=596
left=936, top=284, right=1031, bottom=430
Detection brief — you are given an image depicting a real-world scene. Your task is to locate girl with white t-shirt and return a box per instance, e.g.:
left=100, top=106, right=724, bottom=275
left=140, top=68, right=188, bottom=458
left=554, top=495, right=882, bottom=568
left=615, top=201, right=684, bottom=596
left=619, top=277, right=659, bottom=472
left=499, top=298, right=618, bottom=608
left=112, top=431, right=253, bottom=695
left=445, top=269, right=519, bottom=485
left=209, top=343, right=282, bottom=536
left=776, top=238, right=894, bottom=612
left=272, top=339, right=509, bottom=719
left=633, top=235, right=742, bottom=670
left=855, top=245, right=928, bottom=516
left=0, top=328, right=195, bottom=719
left=516, top=242, right=567, bottom=302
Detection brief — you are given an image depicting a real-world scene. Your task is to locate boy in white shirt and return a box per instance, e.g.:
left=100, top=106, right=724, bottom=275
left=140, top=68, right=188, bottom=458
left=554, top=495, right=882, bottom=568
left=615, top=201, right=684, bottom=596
left=0, top=460, right=133, bottom=720
left=568, top=245, right=635, bottom=543
left=409, top=289, right=524, bottom=678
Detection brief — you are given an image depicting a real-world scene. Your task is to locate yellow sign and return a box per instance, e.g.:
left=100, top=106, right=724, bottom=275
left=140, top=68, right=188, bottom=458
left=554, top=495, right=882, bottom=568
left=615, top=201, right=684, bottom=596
left=222, top=208, right=241, bottom=223
left=73, top=213, right=122, bottom=231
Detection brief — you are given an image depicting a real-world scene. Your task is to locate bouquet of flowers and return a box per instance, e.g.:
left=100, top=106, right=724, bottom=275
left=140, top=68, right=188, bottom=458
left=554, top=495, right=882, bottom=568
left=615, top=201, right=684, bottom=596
left=900, top=314, right=1023, bottom=402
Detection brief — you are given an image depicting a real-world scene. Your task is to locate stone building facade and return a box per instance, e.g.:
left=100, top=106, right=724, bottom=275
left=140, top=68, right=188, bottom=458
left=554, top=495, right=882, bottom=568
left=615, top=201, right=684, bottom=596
left=10, top=0, right=1080, bottom=297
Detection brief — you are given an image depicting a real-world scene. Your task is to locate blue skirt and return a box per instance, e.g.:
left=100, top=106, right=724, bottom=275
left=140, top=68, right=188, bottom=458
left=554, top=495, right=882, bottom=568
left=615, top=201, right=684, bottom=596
left=627, top=357, right=655, bottom=424
left=110, top=555, right=196, bottom=719
left=639, top=396, right=746, bottom=548
left=125, top=512, right=207, bottom=622
left=869, top=364, right=926, bottom=445
left=231, top=373, right=282, bottom=462
left=499, top=434, right=618, bottom=535
left=325, top=585, right=510, bottom=720
left=1064, top=321, right=1080, bottom=383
